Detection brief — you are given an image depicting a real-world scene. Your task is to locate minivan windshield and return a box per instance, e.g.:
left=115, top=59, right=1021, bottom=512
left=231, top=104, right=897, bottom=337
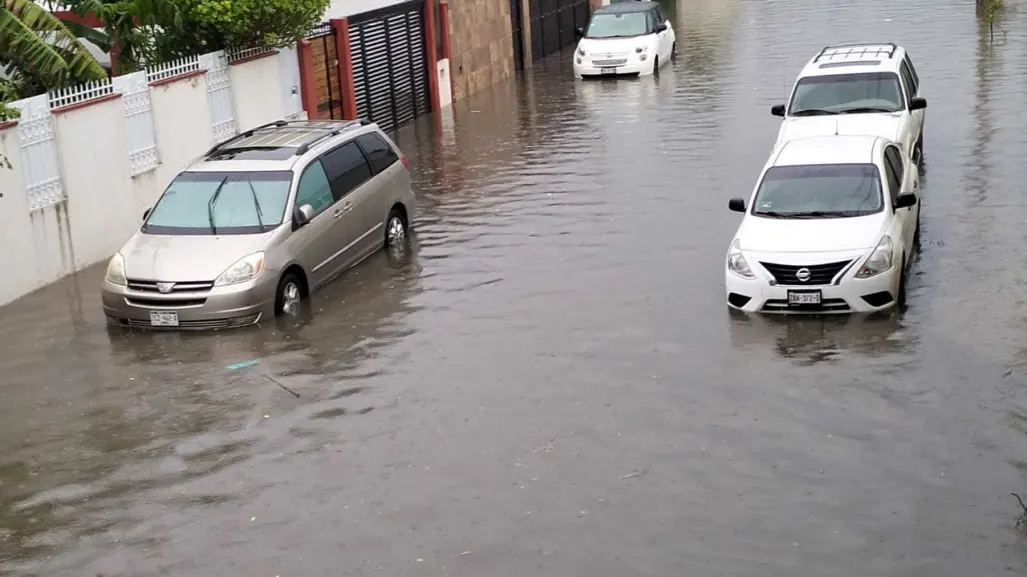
left=751, top=164, right=883, bottom=219
left=143, top=171, right=293, bottom=235
left=585, top=12, right=649, bottom=38
left=788, top=72, right=904, bottom=116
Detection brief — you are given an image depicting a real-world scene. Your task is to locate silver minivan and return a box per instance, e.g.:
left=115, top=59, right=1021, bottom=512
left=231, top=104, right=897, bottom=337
left=102, top=119, right=416, bottom=330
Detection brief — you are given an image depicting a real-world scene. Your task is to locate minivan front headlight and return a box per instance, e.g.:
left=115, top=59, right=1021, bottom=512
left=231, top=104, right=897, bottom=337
left=855, top=236, right=893, bottom=278
left=215, top=252, right=265, bottom=286
left=727, top=239, right=755, bottom=279
left=105, top=252, right=127, bottom=286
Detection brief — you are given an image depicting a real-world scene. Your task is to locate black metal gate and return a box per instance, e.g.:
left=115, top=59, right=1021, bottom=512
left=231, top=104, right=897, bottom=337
left=305, top=23, right=343, bottom=120
left=348, top=1, right=431, bottom=133
left=529, top=0, right=589, bottom=60
left=510, top=0, right=525, bottom=71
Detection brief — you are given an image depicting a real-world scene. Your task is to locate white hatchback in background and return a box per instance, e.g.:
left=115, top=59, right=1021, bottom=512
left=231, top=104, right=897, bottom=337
left=725, top=135, right=921, bottom=314
left=770, top=43, right=927, bottom=164
left=573, top=1, right=675, bottom=79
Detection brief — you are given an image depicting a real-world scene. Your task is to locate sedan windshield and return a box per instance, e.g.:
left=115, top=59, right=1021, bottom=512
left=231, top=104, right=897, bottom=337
left=585, top=13, right=649, bottom=38
left=788, top=72, right=904, bottom=116
left=751, top=164, right=883, bottom=218
left=143, top=171, right=292, bottom=235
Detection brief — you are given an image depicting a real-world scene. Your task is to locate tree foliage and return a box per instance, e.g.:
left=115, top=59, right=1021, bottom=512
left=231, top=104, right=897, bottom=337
left=0, top=0, right=107, bottom=89
left=146, top=0, right=329, bottom=60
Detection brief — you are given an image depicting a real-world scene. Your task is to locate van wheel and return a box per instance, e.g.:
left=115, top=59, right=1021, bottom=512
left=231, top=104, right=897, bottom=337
left=275, top=273, right=303, bottom=316
left=385, top=207, right=408, bottom=249
left=915, top=133, right=923, bottom=165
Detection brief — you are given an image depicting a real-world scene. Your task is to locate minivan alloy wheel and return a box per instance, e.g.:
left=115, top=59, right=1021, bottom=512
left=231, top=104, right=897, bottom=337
left=387, top=213, right=406, bottom=247
left=275, top=273, right=303, bottom=317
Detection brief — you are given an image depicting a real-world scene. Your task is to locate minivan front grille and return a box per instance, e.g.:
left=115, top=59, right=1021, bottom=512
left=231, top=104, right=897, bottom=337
left=127, top=279, right=215, bottom=294
left=759, top=260, right=853, bottom=286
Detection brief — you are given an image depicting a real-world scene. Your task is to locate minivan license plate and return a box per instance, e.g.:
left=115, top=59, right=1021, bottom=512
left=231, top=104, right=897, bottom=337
left=787, top=290, right=822, bottom=306
left=150, top=311, right=179, bottom=327
left=600, top=67, right=616, bottom=74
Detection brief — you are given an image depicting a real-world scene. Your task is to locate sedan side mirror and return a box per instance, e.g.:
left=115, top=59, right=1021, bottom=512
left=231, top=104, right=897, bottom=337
left=575, top=27, right=584, bottom=38
left=655, top=22, right=668, bottom=33
left=294, top=204, right=315, bottom=226
left=770, top=104, right=785, bottom=117
left=909, top=97, right=927, bottom=111
left=894, top=192, right=917, bottom=209
left=728, top=198, right=747, bottom=213
left=142, top=207, right=151, bottom=221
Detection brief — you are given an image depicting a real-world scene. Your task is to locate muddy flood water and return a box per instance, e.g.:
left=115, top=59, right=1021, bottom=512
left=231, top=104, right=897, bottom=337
left=5, top=0, right=1027, bottom=575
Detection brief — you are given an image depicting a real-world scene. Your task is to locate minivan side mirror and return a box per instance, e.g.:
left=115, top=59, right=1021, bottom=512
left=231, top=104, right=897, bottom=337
left=909, top=97, right=927, bottom=111
left=294, top=204, right=315, bottom=226
left=655, top=22, right=668, bottom=33
left=728, top=198, right=747, bottom=213
left=142, top=207, right=151, bottom=221
left=575, top=26, right=584, bottom=38
left=770, top=104, right=785, bottom=117
left=894, top=192, right=917, bottom=209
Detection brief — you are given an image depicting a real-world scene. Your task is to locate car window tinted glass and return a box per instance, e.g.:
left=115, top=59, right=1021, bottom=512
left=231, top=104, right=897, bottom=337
left=751, top=164, right=884, bottom=218
left=356, top=133, right=399, bottom=174
left=789, top=72, right=904, bottom=115
left=904, top=55, right=920, bottom=88
left=585, top=13, right=648, bottom=38
left=322, top=141, right=373, bottom=200
left=883, top=148, right=903, bottom=198
left=295, top=160, right=334, bottom=215
left=898, top=62, right=915, bottom=98
left=144, top=171, right=291, bottom=236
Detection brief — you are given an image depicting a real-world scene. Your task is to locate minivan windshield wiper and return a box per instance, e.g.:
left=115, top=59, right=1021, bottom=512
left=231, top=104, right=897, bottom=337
left=206, top=176, right=229, bottom=235
left=838, top=106, right=899, bottom=114
left=790, top=108, right=839, bottom=117
left=246, top=180, right=266, bottom=233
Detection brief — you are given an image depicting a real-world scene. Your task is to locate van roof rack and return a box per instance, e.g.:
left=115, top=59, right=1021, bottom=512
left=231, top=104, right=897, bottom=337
left=204, top=119, right=371, bottom=158
left=813, top=43, right=897, bottom=63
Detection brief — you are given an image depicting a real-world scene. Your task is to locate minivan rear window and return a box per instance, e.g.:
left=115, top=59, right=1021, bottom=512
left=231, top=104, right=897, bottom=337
left=143, top=171, right=293, bottom=236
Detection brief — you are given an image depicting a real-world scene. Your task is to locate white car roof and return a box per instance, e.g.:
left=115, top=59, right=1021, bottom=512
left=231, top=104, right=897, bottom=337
left=772, top=135, right=882, bottom=167
left=797, top=43, right=907, bottom=79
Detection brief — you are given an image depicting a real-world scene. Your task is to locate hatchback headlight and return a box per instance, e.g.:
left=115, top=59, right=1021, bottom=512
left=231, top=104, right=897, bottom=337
left=105, top=252, right=127, bottom=286
left=727, top=239, right=755, bottom=279
left=855, top=236, right=893, bottom=278
left=635, top=46, right=647, bottom=53
left=215, top=252, right=265, bottom=286
left=577, top=47, right=586, bottom=57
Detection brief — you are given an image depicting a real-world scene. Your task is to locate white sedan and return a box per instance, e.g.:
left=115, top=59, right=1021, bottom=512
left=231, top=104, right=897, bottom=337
left=725, top=134, right=920, bottom=314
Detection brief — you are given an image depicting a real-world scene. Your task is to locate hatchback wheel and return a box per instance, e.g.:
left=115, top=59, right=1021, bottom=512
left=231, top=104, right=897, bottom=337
left=385, top=208, right=408, bottom=249
left=653, top=56, right=660, bottom=77
left=275, top=273, right=303, bottom=316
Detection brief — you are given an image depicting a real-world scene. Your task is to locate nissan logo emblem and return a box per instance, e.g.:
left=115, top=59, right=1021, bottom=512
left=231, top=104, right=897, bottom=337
left=795, top=268, right=811, bottom=283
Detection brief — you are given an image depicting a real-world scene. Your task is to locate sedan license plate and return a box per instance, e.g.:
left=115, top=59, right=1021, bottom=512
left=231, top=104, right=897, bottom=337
left=787, top=290, right=822, bottom=306
left=149, top=311, right=179, bottom=327
left=600, top=67, right=617, bottom=74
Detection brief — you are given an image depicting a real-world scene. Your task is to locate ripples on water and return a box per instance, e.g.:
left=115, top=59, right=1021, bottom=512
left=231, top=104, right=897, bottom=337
left=3, top=0, right=1027, bottom=575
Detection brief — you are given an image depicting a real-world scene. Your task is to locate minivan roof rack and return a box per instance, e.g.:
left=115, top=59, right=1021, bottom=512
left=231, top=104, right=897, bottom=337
left=813, top=43, right=897, bottom=63
left=204, top=119, right=371, bottom=158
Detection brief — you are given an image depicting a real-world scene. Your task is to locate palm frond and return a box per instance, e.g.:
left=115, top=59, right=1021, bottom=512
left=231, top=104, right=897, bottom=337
left=1, top=0, right=106, bottom=84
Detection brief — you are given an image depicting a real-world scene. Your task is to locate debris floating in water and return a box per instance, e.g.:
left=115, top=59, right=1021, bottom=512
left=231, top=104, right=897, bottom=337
left=227, top=359, right=262, bottom=370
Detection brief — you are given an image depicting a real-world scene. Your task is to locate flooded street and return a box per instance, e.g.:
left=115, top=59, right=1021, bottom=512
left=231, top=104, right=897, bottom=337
left=6, top=0, right=1027, bottom=574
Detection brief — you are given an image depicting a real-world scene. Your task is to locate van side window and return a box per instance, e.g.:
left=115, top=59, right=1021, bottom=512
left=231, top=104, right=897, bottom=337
left=295, top=160, right=333, bottom=216
left=903, top=54, right=920, bottom=92
left=883, top=146, right=904, bottom=203
left=322, top=141, right=373, bottom=200
left=898, top=62, right=916, bottom=102
left=356, top=133, right=400, bottom=174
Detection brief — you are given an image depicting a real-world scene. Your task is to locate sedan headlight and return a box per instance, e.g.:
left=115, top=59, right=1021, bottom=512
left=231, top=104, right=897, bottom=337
left=727, top=239, right=755, bottom=279
left=214, top=252, right=265, bottom=286
left=855, top=236, right=893, bottom=278
left=577, top=47, right=586, bottom=57
left=105, top=252, right=127, bottom=286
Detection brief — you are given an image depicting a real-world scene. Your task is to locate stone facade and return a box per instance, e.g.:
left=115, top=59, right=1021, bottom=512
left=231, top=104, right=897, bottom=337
left=446, top=0, right=516, bottom=102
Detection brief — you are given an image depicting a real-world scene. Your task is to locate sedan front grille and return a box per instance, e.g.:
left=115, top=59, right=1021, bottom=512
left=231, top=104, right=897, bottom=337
left=759, top=260, right=853, bottom=286
left=592, top=58, right=628, bottom=66
left=127, top=279, right=215, bottom=294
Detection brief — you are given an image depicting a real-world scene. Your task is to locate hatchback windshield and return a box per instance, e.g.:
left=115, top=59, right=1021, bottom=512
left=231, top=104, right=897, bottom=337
left=788, top=72, right=904, bottom=116
left=143, top=171, right=293, bottom=235
left=751, top=164, right=883, bottom=218
left=585, top=12, right=649, bottom=38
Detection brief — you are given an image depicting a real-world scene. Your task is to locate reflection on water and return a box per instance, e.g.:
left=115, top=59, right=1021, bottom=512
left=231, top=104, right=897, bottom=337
left=3, top=0, right=1027, bottom=574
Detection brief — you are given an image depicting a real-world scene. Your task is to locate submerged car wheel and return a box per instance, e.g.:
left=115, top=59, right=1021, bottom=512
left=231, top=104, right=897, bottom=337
left=653, top=56, right=660, bottom=77
left=275, top=273, right=303, bottom=317
left=671, top=42, right=677, bottom=62
left=915, top=133, right=924, bottom=165
left=385, top=208, right=408, bottom=249
left=897, top=256, right=908, bottom=309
